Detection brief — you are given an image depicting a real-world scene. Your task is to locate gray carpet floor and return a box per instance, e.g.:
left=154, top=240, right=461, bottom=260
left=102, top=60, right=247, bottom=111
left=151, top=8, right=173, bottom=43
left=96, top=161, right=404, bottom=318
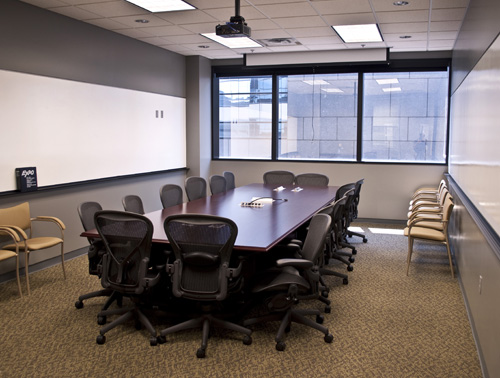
left=0, top=223, right=482, bottom=378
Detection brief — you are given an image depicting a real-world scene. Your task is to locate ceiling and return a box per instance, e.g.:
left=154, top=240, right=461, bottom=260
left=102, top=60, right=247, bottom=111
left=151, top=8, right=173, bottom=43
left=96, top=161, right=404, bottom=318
left=20, top=0, right=469, bottom=60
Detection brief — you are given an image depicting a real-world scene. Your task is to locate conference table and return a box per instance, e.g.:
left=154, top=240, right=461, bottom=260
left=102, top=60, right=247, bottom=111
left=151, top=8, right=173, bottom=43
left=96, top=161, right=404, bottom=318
left=82, top=183, right=338, bottom=252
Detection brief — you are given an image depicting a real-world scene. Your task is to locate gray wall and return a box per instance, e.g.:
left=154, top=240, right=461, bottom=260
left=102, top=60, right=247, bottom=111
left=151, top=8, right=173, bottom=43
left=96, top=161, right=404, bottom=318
left=448, top=0, right=500, bottom=376
left=0, top=0, right=187, bottom=276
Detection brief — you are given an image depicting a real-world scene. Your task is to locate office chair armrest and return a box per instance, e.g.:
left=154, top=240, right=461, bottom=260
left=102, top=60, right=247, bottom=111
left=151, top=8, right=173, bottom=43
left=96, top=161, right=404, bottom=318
left=0, top=224, right=28, bottom=240
left=276, top=258, right=313, bottom=270
left=408, top=211, right=443, bottom=224
left=0, top=226, right=21, bottom=244
left=32, top=216, right=66, bottom=230
left=408, top=217, right=443, bottom=229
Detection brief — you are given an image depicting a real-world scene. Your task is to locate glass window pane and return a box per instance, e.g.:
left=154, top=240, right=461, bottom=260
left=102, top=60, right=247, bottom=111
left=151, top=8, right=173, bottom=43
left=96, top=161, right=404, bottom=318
left=218, top=76, right=272, bottom=159
left=278, top=73, right=358, bottom=161
left=362, top=71, right=448, bottom=163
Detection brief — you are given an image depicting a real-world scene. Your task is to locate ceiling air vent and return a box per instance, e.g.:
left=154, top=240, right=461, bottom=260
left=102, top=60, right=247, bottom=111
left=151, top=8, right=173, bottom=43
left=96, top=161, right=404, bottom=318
left=258, top=38, right=302, bottom=47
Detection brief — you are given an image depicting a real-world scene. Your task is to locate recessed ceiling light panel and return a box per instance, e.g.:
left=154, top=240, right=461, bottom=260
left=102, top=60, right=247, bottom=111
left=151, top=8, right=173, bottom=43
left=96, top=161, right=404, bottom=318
left=382, top=87, right=402, bottom=92
left=376, top=78, right=399, bottom=85
left=126, top=0, right=195, bottom=13
left=201, top=33, right=262, bottom=49
left=332, top=24, right=383, bottom=43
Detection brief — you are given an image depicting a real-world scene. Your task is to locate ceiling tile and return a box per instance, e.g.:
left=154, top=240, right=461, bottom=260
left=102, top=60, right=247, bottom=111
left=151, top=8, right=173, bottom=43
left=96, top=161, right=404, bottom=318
left=384, top=32, right=428, bottom=42
left=254, top=3, right=317, bottom=18
left=429, top=21, right=462, bottom=31
left=432, top=0, right=469, bottom=9
left=48, top=5, right=102, bottom=20
left=22, top=0, right=68, bottom=7
left=312, top=0, right=373, bottom=15
left=273, top=15, right=327, bottom=29
left=428, top=40, right=455, bottom=49
left=86, top=17, right=134, bottom=30
left=114, top=28, right=155, bottom=39
left=322, top=13, right=377, bottom=26
left=78, top=1, right=147, bottom=18
left=251, top=29, right=292, bottom=39
left=431, top=8, right=467, bottom=22
left=163, top=34, right=210, bottom=44
left=296, top=36, right=342, bottom=45
left=376, top=10, right=429, bottom=24
left=156, top=10, right=218, bottom=24
left=140, top=25, right=192, bottom=37
left=379, top=22, right=428, bottom=33
left=371, top=0, right=430, bottom=12
left=429, top=31, right=458, bottom=40
left=287, top=27, right=337, bottom=38
left=108, top=15, right=172, bottom=28
left=203, top=6, right=267, bottom=22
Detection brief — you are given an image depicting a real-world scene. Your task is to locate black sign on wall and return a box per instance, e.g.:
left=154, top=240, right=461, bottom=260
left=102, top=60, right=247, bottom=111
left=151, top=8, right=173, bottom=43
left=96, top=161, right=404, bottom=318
left=15, top=167, right=38, bottom=192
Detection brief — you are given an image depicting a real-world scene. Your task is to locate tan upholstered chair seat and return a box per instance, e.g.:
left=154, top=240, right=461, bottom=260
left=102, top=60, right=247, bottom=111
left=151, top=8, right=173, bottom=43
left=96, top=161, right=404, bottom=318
left=5, top=236, right=63, bottom=251
left=404, top=226, right=446, bottom=241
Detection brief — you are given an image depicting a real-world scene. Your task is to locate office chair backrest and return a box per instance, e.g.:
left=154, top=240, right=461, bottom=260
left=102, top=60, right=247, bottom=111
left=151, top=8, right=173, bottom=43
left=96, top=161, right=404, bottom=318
left=209, top=175, right=227, bottom=195
left=263, top=170, right=295, bottom=186
left=78, top=201, right=105, bottom=276
left=78, top=201, right=103, bottom=232
left=122, top=195, right=145, bottom=214
left=160, top=184, right=183, bottom=208
left=352, top=179, right=364, bottom=218
left=223, top=171, right=236, bottom=190
left=164, top=214, right=238, bottom=301
left=300, top=214, right=331, bottom=264
left=335, top=183, right=355, bottom=202
left=295, top=173, right=329, bottom=187
left=95, top=210, right=154, bottom=295
left=185, top=176, right=207, bottom=201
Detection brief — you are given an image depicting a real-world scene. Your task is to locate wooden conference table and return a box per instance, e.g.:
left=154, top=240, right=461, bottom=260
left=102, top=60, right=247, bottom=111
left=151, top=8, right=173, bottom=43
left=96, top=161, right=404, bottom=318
left=82, top=183, right=338, bottom=252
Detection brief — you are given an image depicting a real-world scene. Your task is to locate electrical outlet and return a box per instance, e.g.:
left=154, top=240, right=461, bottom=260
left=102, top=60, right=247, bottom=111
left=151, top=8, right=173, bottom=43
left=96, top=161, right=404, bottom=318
left=478, top=275, right=483, bottom=294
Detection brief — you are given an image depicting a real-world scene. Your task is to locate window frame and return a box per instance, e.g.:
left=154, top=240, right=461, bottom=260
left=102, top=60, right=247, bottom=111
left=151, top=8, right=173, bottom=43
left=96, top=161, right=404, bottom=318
left=212, top=58, right=451, bottom=165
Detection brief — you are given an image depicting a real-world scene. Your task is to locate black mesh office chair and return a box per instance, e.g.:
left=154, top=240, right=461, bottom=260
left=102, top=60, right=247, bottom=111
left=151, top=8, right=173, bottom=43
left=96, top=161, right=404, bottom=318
left=346, top=179, right=367, bottom=243
left=295, top=173, right=329, bottom=187
left=243, top=214, right=334, bottom=352
left=157, top=214, right=252, bottom=358
left=159, top=184, right=183, bottom=208
left=122, top=195, right=145, bottom=214
left=185, top=176, right=207, bottom=201
left=75, top=202, right=117, bottom=311
left=263, top=170, right=295, bottom=186
left=334, top=183, right=358, bottom=258
left=209, top=174, right=227, bottom=195
left=223, top=171, right=236, bottom=190
left=94, top=211, right=161, bottom=346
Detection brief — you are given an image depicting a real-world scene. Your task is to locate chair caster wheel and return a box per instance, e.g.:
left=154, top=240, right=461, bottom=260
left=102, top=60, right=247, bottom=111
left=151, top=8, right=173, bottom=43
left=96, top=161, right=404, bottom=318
left=196, top=348, right=206, bottom=358
left=325, top=306, right=331, bottom=314
left=363, top=238, right=367, bottom=243
left=97, top=316, right=106, bottom=325
left=157, top=336, right=166, bottom=344
left=150, top=336, right=158, bottom=346
left=316, top=315, right=324, bottom=324
left=352, top=249, right=357, bottom=255
left=321, top=290, right=329, bottom=298
left=276, top=341, right=286, bottom=351
left=347, top=265, right=353, bottom=272
left=349, top=256, right=355, bottom=263
left=342, top=278, right=349, bottom=285
left=96, top=335, right=106, bottom=345
left=75, top=300, right=84, bottom=309
left=243, top=335, right=252, bottom=345
left=324, top=333, right=334, bottom=343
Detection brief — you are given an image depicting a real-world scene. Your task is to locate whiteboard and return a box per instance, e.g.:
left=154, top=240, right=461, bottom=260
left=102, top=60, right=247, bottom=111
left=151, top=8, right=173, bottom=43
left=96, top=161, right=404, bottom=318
left=0, top=69, right=186, bottom=192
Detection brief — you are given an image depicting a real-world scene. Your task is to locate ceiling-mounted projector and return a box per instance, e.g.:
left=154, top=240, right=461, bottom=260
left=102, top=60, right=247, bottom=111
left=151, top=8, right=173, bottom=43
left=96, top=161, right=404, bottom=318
left=215, top=0, right=251, bottom=38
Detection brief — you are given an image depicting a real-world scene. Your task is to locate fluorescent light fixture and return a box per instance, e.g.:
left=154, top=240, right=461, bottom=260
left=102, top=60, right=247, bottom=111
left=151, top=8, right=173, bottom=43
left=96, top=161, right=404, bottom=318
left=382, top=87, right=402, bottom=92
left=201, top=33, right=262, bottom=49
left=376, top=78, right=399, bottom=85
left=332, top=24, right=383, bottom=43
left=321, top=88, right=344, bottom=93
left=303, top=79, right=330, bottom=85
left=125, top=0, right=195, bottom=12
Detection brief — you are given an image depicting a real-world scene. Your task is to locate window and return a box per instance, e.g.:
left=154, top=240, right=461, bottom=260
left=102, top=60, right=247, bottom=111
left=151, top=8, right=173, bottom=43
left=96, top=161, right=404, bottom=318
left=278, top=73, right=358, bottom=161
left=213, top=64, right=449, bottom=164
left=362, top=72, right=448, bottom=163
left=218, top=76, right=272, bottom=159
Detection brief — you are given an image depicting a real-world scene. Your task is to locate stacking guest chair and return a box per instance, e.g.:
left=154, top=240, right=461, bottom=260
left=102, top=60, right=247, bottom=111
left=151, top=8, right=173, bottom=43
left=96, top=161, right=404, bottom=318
left=223, top=171, right=236, bottom=190
left=122, top=195, right=145, bottom=214
left=75, top=202, right=118, bottom=312
left=333, top=183, right=358, bottom=259
left=405, top=195, right=455, bottom=277
left=94, top=211, right=161, bottom=345
left=263, top=170, right=295, bottom=186
left=0, top=202, right=66, bottom=295
left=209, top=174, right=227, bottom=195
left=0, top=226, right=23, bottom=297
left=295, top=173, right=329, bottom=187
left=184, top=176, right=207, bottom=201
left=158, top=214, right=252, bottom=358
left=243, top=214, right=334, bottom=352
left=159, top=184, right=183, bottom=208
left=409, top=179, right=447, bottom=206
left=346, top=179, right=367, bottom=243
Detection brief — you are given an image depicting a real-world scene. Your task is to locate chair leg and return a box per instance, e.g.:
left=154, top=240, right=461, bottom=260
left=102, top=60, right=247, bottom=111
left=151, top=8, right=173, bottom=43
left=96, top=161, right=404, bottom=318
left=25, top=252, right=30, bottom=296
left=406, top=237, right=414, bottom=276
left=60, top=243, right=66, bottom=279
left=15, top=254, right=22, bottom=297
